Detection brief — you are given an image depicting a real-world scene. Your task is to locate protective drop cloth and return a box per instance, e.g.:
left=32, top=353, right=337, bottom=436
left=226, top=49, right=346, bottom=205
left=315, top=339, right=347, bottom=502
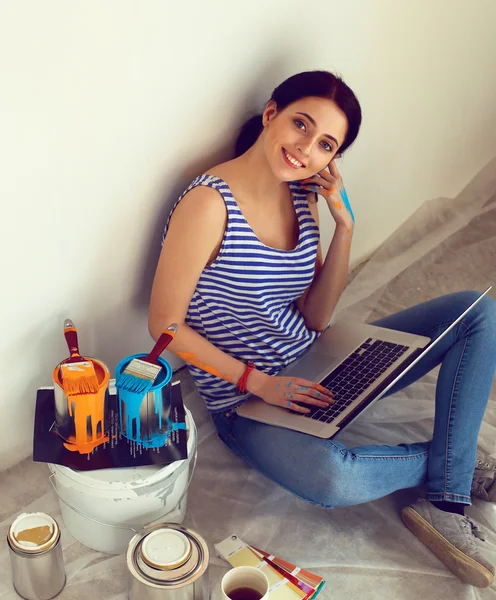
left=1, top=157, right=495, bottom=599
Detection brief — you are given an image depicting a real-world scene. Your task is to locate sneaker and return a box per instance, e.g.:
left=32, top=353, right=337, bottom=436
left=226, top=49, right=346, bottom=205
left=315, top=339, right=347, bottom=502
left=471, top=450, right=496, bottom=502
left=401, top=499, right=495, bottom=588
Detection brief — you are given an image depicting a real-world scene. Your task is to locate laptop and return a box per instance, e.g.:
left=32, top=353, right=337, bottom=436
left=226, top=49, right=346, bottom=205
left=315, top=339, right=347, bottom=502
left=236, top=287, right=492, bottom=439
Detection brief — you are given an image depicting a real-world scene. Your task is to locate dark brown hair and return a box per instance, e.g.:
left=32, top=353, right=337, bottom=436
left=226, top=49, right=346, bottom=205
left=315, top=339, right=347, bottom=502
left=235, top=70, right=362, bottom=158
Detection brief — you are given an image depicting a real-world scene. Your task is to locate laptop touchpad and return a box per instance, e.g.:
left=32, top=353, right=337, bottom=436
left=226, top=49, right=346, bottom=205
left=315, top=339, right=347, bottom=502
left=284, top=352, right=340, bottom=382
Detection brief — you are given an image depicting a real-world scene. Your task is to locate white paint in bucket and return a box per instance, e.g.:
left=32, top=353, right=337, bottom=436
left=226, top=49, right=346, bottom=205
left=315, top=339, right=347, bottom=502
left=48, top=408, right=196, bottom=555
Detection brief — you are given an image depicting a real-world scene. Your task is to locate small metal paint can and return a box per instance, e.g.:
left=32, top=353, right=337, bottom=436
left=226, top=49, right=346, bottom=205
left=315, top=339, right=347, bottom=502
left=127, top=523, right=210, bottom=599
left=52, top=357, right=110, bottom=452
left=7, top=512, right=66, bottom=600
left=116, top=354, right=173, bottom=448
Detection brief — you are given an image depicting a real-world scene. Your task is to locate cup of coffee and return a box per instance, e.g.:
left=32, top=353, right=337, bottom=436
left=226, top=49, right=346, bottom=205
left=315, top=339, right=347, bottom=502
left=221, top=565, right=270, bottom=600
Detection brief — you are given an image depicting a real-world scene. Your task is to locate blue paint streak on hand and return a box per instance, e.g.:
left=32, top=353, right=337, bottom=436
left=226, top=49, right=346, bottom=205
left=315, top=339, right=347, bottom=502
left=339, top=187, right=355, bottom=223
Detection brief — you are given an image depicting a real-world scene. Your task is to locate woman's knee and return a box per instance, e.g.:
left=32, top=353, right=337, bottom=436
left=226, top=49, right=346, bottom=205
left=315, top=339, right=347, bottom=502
left=300, top=452, right=367, bottom=508
left=478, top=291, right=496, bottom=324
left=458, top=290, right=496, bottom=331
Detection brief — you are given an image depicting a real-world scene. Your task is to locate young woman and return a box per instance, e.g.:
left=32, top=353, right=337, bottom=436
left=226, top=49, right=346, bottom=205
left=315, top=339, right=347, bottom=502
left=149, top=71, right=496, bottom=588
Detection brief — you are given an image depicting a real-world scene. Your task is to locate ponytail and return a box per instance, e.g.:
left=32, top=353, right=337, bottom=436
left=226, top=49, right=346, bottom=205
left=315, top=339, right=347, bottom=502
left=234, top=114, right=263, bottom=158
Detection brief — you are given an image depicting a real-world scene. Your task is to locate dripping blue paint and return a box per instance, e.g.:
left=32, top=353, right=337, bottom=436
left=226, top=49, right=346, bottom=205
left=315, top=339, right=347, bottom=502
left=116, top=353, right=175, bottom=448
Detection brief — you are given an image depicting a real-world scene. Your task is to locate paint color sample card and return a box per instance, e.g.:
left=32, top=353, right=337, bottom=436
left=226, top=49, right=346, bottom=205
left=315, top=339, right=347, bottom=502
left=215, top=535, right=325, bottom=600
left=251, top=547, right=325, bottom=599
left=33, top=381, right=188, bottom=471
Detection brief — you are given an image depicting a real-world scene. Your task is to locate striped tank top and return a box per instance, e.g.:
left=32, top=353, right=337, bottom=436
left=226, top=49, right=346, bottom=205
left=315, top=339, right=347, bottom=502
left=162, top=174, right=321, bottom=413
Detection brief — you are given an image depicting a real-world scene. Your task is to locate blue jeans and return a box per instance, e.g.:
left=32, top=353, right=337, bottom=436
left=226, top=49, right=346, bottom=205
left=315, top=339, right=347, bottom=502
left=212, top=291, right=496, bottom=507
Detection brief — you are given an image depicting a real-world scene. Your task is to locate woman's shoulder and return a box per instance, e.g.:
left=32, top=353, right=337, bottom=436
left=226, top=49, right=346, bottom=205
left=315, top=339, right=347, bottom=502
left=174, top=162, right=235, bottom=221
left=201, top=158, right=239, bottom=184
left=179, top=158, right=236, bottom=202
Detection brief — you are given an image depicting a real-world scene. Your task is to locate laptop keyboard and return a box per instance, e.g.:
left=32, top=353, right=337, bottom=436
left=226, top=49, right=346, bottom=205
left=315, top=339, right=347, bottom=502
left=303, top=337, right=409, bottom=423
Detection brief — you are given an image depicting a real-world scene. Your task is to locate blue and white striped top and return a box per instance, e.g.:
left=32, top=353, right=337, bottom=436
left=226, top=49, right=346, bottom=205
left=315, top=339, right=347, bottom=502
left=162, top=174, right=321, bottom=413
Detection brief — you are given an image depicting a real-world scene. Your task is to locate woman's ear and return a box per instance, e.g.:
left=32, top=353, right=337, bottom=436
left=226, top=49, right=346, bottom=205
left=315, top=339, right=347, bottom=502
left=262, top=100, right=278, bottom=127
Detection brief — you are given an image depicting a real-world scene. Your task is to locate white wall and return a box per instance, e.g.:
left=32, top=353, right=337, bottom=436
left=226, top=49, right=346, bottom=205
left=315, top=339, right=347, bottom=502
left=1, top=0, right=495, bottom=469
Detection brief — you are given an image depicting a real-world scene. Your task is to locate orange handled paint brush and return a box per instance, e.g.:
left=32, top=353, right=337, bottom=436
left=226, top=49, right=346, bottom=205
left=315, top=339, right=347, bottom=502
left=116, top=323, right=178, bottom=394
left=59, top=319, right=99, bottom=395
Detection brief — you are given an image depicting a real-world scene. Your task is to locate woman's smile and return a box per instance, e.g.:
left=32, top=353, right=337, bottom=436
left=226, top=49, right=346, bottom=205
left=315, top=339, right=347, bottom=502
left=282, top=147, right=305, bottom=169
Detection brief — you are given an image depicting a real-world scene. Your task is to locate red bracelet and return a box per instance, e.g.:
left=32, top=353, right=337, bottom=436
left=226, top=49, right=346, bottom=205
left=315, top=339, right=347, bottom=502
left=236, top=361, right=255, bottom=394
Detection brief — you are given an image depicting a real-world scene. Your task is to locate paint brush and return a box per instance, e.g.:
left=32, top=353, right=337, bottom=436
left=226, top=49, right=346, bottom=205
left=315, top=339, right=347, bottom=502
left=116, top=323, right=178, bottom=394
left=60, top=319, right=99, bottom=395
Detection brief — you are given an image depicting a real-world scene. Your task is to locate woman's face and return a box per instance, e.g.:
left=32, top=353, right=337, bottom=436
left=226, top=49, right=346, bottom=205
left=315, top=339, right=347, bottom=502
left=261, top=96, right=348, bottom=181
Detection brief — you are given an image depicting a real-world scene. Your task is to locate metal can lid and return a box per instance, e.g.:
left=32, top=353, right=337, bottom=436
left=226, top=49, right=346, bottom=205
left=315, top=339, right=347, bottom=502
left=9, top=513, right=59, bottom=554
left=127, top=524, right=209, bottom=588
left=141, top=529, right=192, bottom=570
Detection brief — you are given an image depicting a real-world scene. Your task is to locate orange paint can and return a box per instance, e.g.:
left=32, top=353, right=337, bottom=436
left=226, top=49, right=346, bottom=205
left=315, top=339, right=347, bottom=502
left=52, top=358, right=110, bottom=454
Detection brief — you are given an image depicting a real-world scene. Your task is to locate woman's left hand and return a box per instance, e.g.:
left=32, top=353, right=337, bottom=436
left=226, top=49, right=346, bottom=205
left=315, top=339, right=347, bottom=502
left=300, top=161, right=355, bottom=230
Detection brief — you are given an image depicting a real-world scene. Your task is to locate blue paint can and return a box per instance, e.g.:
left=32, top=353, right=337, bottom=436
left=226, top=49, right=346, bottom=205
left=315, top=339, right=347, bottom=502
left=116, top=354, right=173, bottom=448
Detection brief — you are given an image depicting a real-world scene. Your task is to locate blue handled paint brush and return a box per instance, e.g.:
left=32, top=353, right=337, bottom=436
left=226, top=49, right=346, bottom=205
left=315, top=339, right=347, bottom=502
left=116, top=323, right=178, bottom=394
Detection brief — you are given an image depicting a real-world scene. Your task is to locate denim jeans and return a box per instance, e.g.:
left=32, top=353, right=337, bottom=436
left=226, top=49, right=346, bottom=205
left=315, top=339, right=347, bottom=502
left=212, top=291, right=496, bottom=507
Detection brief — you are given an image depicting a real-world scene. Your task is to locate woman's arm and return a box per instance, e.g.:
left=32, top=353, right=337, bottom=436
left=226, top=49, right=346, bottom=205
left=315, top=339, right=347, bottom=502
left=149, top=186, right=268, bottom=395
left=298, top=220, right=351, bottom=331
left=296, top=162, right=354, bottom=331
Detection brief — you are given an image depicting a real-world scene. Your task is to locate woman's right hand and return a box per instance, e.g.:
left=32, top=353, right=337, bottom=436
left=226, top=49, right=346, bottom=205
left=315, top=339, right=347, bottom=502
left=249, top=372, right=334, bottom=414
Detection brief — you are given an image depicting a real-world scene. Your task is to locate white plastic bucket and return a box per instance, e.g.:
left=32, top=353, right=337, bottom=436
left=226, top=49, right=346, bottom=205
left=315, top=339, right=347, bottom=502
left=48, top=408, right=197, bottom=555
